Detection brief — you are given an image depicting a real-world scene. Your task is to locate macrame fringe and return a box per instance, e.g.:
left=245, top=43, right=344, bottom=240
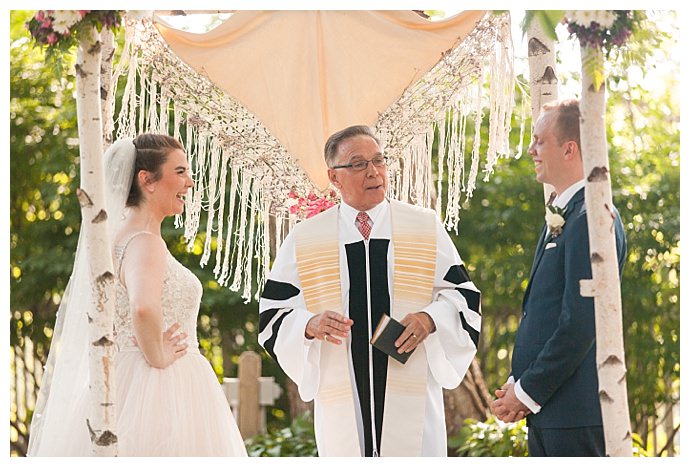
left=381, top=12, right=516, bottom=233
left=112, top=11, right=518, bottom=301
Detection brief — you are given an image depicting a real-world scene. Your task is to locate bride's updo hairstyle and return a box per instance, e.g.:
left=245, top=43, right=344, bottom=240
left=128, top=134, right=184, bottom=207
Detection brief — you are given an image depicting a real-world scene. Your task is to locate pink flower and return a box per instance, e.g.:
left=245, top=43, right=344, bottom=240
left=35, top=11, right=45, bottom=21
left=46, top=32, right=58, bottom=45
left=42, top=18, right=52, bottom=28
left=79, top=10, right=90, bottom=17
left=287, top=189, right=339, bottom=218
left=305, top=198, right=336, bottom=218
left=305, top=205, right=321, bottom=218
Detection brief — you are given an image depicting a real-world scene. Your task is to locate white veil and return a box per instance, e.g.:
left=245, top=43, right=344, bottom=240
left=27, top=139, right=137, bottom=456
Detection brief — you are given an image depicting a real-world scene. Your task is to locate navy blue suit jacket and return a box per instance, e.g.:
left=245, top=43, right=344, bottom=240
left=511, top=187, right=627, bottom=429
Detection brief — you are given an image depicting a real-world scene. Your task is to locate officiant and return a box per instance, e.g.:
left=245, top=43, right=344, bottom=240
left=258, top=125, right=482, bottom=456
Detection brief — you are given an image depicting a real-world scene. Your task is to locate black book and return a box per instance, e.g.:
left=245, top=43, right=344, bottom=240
left=370, top=314, right=414, bottom=364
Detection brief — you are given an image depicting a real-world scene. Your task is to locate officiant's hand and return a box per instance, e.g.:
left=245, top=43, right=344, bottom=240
left=305, top=310, right=353, bottom=344
left=396, top=312, right=435, bottom=353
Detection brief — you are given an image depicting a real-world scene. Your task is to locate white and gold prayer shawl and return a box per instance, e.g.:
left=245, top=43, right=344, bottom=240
left=293, top=200, right=436, bottom=456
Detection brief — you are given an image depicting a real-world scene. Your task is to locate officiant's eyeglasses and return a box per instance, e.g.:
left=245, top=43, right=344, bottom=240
left=332, top=156, right=388, bottom=171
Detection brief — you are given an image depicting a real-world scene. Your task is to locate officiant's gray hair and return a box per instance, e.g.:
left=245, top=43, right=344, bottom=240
left=324, top=125, right=380, bottom=168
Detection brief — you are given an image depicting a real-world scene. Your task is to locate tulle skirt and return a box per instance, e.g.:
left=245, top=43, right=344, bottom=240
left=115, top=348, right=247, bottom=456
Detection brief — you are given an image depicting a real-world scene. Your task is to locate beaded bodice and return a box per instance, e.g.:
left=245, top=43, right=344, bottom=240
left=113, top=232, right=202, bottom=351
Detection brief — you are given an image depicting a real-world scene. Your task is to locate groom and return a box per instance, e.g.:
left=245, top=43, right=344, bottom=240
left=492, top=99, right=627, bottom=456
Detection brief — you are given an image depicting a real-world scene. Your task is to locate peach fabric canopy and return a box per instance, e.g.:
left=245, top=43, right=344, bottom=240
left=117, top=10, right=514, bottom=299
left=154, top=10, right=486, bottom=190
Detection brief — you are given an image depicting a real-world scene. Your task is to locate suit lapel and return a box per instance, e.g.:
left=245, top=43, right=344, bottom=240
left=523, top=223, right=548, bottom=306
left=567, top=187, right=585, bottom=213
left=522, top=187, right=586, bottom=309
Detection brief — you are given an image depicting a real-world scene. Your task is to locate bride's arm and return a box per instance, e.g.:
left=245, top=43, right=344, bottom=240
left=121, top=234, right=188, bottom=369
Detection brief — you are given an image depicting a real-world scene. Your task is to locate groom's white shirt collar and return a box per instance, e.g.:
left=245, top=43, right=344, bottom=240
left=553, top=179, right=585, bottom=209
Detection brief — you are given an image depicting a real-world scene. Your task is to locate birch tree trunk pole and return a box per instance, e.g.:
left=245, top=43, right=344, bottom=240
left=526, top=18, right=558, bottom=203
left=578, top=44, right=632, bottom=457
left=100, top=28, right=116, bottom=149
left=75, top=25, right=118, bottom=456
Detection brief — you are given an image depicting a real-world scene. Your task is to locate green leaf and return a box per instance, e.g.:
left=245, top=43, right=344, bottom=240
left=520, top=10, right=564, bottom=40
left=582, top=46, right=606, bottom=91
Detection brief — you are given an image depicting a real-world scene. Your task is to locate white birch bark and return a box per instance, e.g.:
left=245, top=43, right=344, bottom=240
left=75, top=26, right=118, bottom=456
left=526, top=19, right=558, bottom=202
left=578, top=44, right=632, bottom=457
left=100, top=28, right=116, bottom=149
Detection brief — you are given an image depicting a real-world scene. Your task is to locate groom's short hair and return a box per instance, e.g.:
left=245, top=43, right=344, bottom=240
left=542, top=99, right=581, bottom=150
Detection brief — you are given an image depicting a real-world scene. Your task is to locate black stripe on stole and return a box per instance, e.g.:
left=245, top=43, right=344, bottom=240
left=443, top=264, right=482, bottom=314
left=345, top=239, right=390, bottom=457
left=456, top=288, right=481, bottom=316
left=460, top=312, right=480, bottom=348
left=443, top=264, right=471, bottom=285
left=443, top=264, right=481, bottom=347
left=259, top=308, right=280, bottom=334
left=261, top=279, right=300, bottom=301
left=263, top=309, right=293, bottom=363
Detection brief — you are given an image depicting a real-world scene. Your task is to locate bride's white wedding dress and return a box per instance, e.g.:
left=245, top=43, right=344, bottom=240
left=112, top=231, right=247, bottom=456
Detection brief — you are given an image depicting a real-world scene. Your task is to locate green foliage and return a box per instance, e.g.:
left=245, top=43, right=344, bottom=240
left=581, top=45, right=606, bottom=91
left=607, top=20, right=680, bottom=437
left=10, top=10, right=81, bottom=346
left=448, top=418, right=651, bottom=457
left=245, top=413, right=317, bottom=457
left=449, top=417, right=528, bottom=457
left=449, top=91, right=543, bottom=387
left=610, top=11, right=671, bottom=74
left=632, top=432, right=650, bottom=457
left=24, top=10, right=124, bottom=75
left=520, top=10, right=564, bottom=40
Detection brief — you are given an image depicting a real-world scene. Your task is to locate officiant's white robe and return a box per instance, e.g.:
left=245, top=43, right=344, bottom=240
left=258, top=200, right=481, bottom=456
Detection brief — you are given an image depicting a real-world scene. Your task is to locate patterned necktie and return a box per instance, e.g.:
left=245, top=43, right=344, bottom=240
left=356, top=211, right=372, bottom=240
left=546, top=191, right=557, bottom=207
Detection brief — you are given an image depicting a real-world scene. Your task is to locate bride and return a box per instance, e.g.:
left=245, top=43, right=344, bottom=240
left=28, top=134, right=248, bottom=456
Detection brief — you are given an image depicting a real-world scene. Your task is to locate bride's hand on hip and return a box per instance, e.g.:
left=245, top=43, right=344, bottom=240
left=159, top=322, right=189, bottom=368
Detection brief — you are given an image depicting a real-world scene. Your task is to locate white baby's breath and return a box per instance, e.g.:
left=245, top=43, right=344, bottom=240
left=592, top=11, right=617, bottom=29
left=52, top=10, right=82, bottom=35
left=565, top=10, right=617, bottom=29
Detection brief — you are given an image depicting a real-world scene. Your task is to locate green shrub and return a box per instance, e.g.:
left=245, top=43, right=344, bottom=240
left=450, top=416, right=650, bottom=457
left=448, top=416, right=528, bottom=457
left=245, top=412, right=318, bottom=457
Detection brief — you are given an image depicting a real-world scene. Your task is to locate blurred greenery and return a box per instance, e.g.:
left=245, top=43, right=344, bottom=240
left=448, top=417, right=528, bottom=457
left=10, top=10, right=679, bottom=457
left=245, top=412, right=317, bottom=457
left=450, top=417, right=650, bottom=457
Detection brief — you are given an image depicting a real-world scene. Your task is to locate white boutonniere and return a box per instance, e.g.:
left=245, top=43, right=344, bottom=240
left=545, top=205, right=567, bottom=238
